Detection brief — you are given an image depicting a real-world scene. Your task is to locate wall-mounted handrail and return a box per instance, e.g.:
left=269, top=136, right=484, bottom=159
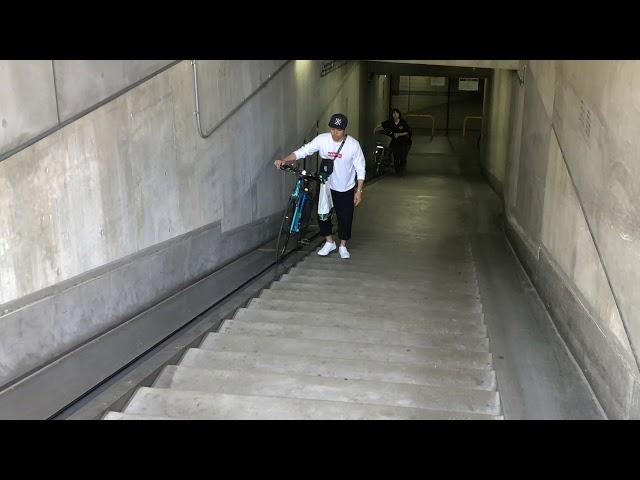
left=463, top=116, right=483, bottom=138
left=192, top=60, right=292, bottom=139
left=406, top=114, right=435, bottom=139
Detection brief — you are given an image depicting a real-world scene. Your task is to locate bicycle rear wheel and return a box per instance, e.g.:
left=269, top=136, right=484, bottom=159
left=275, top=198, right=297, bottom=263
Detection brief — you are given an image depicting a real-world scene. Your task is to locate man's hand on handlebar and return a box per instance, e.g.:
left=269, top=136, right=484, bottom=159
left=276, top=162, right=297, bottom=173
left=275, top=152, right=298, bottom=169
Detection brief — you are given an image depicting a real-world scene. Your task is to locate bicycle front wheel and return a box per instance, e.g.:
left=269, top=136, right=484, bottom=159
left=296, top=191, right=315, bottom=246
left=374, top=152, right=383, bottom=177
left=275, top=198, right=297, bottom=263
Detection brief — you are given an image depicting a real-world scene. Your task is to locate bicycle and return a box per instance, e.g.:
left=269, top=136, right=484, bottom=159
left=372, top=128, right=394, bottom=177
left=275, top=163, right=321, bottom=264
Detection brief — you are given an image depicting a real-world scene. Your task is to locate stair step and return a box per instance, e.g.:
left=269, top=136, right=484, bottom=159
left=220, top=320, right=489, bottom=352
left=278, top=274, right=479, bottom=295
left=154, top=365, right=501, bottom=415
left=284, top=270, right=478, bottom=290
left=304, top=252, right=474, bottom=263
left=259, top=288, right=482, bottom=313
left=339, top=242, right=472, bottom=254
left=288, top=266, right=477, bottom=283
left=121, top=387, right=501, bottom=420
left=102, top=412, right=172, bottom=420
left=323, top=248, right=473, bottom=261
left=305, top=246, right=473, bottom=259
left=233, top=308, right=487, bottom=336
left=305, top=245, right=472, bottom=256
left=299, top=257, right=476, bottom=273
left=200, top=333, right=493, bottom=370
left=268, top=280, right=480, bottom=303
left=346, top=235, right=470, bottom=244
left=246, top=298, right=483, bottom=323
left=179, top=348, right=497, bottom=390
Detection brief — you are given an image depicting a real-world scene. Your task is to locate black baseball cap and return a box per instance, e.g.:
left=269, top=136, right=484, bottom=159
left=328, top=113, right=348, bottom=130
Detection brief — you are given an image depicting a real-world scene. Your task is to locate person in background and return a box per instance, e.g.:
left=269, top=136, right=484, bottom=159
left=374, top=108, right=412, bottom=175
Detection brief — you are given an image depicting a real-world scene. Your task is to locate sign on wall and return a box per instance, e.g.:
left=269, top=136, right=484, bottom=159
left=320, top=60, right=348, bottom=77
left=579, top=98, right=592, bottom=145
left=430, top=77, right=446, bottom=87
left=458, top=78, right=479, bottom=91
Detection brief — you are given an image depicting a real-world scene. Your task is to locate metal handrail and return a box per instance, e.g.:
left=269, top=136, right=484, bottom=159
left=406, top=114, right=435, bottom=139
left=463, top=116, right=483, bottom=138
left=192, top=60, right=292, bottom=139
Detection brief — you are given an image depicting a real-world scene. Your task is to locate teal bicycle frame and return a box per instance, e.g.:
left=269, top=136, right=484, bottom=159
left=289, top=176, right=311, bottom=234
left=276, top=164, right=320, bottom=263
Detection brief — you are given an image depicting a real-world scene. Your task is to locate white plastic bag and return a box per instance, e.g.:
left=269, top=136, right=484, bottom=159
left=318, top=181, right=333, bottom=221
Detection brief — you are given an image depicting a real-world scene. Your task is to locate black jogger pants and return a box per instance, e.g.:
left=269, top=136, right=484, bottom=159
left=391, top=141, right=411, bottom=173
left=318, top=186, right=355, bottom=241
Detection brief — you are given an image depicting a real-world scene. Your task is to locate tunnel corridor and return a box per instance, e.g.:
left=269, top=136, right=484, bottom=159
left=99, top=133, right=603, bottom=419
left=0, top=60, right=637, bottom=419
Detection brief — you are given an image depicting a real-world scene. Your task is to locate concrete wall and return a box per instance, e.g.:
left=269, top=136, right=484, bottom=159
left=503, top=60, right=640, bottom=418
left=373, top=60, right=521, bottom=70
left=0, top=60, right=367, bottom=387
left=54, top=60, right=175, bottom=122
left=480, top=69, right=513, bottom=195
left=0, top=60, right=175, bottom=159
left=0, top=61, right=59, bottom=156
left=362, top=73, right=391, bottom=173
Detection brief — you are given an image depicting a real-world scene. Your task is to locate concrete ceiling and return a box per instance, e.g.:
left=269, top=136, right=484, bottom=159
left=364, top=61, right=496, bottom=79
left=369, top=60, right=522, bottom=70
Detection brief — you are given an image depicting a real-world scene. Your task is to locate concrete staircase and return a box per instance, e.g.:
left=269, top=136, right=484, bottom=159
left=103, top=237, right=502, bottom=420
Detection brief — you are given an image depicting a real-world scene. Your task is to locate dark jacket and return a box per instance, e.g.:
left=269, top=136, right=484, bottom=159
left=381, top=119, right=412, bottom=146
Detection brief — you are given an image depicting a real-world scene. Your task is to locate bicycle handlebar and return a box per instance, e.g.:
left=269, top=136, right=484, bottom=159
left=375, top=127, right=394, bottom=137
left=279, top=163, right=320, bottom=181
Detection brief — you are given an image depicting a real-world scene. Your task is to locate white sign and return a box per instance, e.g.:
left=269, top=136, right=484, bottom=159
left=430, top=77, right=446, bottom=87
left=459, top=78, right=479, bottom=91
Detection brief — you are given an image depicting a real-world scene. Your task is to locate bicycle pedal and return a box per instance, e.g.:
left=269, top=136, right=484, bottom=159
left=298, top=238, right=311, bottom=246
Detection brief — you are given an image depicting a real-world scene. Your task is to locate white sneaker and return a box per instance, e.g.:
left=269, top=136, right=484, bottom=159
left=339, top=245, right=350, bottom=259
left=317, top=241, right=337, bottom=256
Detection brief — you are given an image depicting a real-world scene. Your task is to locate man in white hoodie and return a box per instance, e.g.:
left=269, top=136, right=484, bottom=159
left=274, top=113, right=366, bottom=259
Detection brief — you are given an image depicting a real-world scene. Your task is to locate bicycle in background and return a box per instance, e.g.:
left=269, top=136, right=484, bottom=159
left=373, top=127, right=395, bottom=176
